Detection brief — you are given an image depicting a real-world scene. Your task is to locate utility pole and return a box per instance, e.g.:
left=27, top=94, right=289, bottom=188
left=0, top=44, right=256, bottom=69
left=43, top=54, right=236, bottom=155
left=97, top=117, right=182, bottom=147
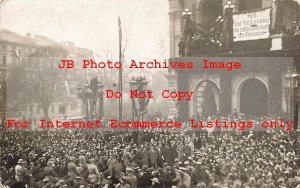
left=118, top=17, right=123, bottom=121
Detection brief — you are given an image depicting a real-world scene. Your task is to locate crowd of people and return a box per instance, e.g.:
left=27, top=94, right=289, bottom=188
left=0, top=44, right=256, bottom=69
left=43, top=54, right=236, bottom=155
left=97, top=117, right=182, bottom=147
left=1, top=119, right=300, bottom=188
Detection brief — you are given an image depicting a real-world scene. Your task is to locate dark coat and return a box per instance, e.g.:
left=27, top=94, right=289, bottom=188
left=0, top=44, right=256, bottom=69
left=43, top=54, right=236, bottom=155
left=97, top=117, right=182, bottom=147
left=138, top=172, right=153, bottom=188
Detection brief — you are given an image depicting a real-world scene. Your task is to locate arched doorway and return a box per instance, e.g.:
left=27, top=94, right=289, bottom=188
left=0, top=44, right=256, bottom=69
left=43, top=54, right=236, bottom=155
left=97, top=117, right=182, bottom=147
left=193, top=80, right=220, bottom=118
left=240, top=79, right=268, bottom=117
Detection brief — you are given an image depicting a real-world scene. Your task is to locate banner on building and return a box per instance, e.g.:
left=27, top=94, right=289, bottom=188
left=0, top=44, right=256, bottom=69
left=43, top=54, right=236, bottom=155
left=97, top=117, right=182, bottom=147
left=233, top=8, right=271, bottom=42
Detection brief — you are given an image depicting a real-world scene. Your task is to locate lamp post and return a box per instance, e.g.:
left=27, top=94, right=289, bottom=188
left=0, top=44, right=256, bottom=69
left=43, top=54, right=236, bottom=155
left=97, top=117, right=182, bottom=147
left=129, top=76, right=150, bottom=121
left=182, top=8, right=192, bottom=39
left=77, top=78, right=105, bottom=121
left=77, top=83, right=90, bottom=120
left=129, top=76, right=138, bottom=120
left=224, top=0, right=235, bottom=10
left=97, top=81, right=104, bottom=120
left=171, top=89, right=179, bottom=120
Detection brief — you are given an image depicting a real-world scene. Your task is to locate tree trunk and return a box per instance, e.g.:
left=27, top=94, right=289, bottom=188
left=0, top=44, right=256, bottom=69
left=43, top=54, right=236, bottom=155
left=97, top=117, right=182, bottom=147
left=42, top=105, right=50, bottom=120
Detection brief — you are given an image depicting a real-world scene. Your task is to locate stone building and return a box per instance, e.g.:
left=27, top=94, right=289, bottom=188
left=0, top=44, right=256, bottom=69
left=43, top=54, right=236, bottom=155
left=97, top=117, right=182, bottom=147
left=166, top=0, right=300, bottom=127
left=0, top=29, right=94, bottom=122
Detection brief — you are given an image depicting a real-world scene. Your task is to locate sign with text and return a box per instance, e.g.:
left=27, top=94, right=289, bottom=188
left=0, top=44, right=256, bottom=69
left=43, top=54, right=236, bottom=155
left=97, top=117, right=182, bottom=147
left=233, top=8, right=271, bottom=42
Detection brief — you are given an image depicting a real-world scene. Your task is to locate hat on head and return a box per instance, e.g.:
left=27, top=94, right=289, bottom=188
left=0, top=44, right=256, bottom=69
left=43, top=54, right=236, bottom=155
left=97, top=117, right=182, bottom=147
left=126, top=168, right=133, bottom=172
left=142, top=165, right=148, bottom=170
left=179, top=167, right=187, bottom=171
left=278, top=177, right=285, bottom=183
left=151, top=178, right=160, bottom=184
left=101, top=179, right=108, bottom=184
left=148, top=167, right=154, bottom=172
left=17, top=159, right=23, bottom=164
left=70, top=157, right=75, bottom=161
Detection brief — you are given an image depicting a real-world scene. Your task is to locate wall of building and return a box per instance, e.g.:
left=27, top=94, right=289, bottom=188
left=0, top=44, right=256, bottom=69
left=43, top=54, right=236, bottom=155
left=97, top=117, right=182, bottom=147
left=0, top=30, right=94, bottom=120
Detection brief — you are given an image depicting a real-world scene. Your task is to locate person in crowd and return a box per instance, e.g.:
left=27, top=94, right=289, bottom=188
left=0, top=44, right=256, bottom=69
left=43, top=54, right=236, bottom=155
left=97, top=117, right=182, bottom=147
left=178, top=38, right=185, bottom=57
left=44, top=160, right=56, bottom=178
left=191, top=160, right=210, bottom=186
left=117, top=176, right=131, bottom=188
left=78, top=155, right=89, bottom=179
left=87, top=158, right=100, bottom=181
left=151, top=177, right=161, bottom=188
left=122, top=168, right=137, bottom=188
left=123, top=147, right=133, bottom=168
left=184, top=36, right=192, bottom=56
left=67, top=156, right=80, bottom=180
left=138, top=166, right=153, bottom=188
left=1, top=115, right=300, bottom=187
left=149, top=146, right=158, bottom=169
left=14, top=159, right=23, bottom=177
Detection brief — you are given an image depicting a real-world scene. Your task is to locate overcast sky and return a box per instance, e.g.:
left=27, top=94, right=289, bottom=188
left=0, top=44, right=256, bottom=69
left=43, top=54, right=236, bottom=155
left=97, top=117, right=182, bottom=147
left=1, top=0, right=170, bottom=61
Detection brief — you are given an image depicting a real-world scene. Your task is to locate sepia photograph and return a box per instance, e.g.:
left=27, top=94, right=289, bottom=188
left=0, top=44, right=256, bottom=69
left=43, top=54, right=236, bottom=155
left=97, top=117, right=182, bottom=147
left=1, top=0, right=300, bottom=187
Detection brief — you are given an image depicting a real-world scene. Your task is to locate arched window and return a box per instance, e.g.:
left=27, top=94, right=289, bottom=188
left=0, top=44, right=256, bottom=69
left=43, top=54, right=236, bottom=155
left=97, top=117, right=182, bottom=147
left=239, top=0, right=262, bottom=12
left=277, top=0, right=300, bottom=30
left=201, top=0, right=223, bottom=25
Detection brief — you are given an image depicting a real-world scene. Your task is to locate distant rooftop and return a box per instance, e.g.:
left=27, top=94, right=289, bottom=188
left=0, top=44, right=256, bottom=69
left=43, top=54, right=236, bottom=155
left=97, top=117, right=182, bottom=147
left=0, top=29, right=93, bottom=56
left=0, top=29, right=36, bottom=46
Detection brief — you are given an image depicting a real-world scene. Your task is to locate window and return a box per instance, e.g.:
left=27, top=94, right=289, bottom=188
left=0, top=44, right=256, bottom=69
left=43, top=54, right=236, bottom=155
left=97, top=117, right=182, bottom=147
left=202, top=0, right=223, bottom=25
left=1, top=45, right=7, bottom=50
left=239, top=0, right=262, bottom=12
left=2, top=55, right=6, bottom=66
left=279, top=0, right=300, bottom=30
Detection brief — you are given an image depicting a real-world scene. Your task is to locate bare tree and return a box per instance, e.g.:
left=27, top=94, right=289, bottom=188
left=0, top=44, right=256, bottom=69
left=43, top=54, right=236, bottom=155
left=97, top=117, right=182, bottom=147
left=23, top=46, right=67, bottom=120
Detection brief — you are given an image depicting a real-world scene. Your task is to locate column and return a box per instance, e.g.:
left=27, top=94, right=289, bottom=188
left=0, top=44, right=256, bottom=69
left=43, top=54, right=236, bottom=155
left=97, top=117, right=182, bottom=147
left=220, top=73, right=232, bottom=115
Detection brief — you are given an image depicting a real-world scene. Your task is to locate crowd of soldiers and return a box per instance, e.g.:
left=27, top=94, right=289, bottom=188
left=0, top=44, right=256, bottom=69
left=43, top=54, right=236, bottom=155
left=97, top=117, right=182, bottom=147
left=1, top=122, right=300, bottom=188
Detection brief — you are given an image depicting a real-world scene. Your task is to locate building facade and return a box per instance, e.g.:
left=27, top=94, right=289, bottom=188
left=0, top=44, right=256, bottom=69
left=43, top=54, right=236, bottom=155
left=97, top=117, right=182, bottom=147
left=0, top=29, right=95, bottom=122
left=167, top=0, right=300, bottom=124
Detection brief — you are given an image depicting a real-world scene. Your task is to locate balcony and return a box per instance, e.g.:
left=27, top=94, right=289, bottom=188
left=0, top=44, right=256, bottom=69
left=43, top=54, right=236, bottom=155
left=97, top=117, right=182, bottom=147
left=187, top=35, right=300, bottom=57
left=180, top=4, right=300, bottom=57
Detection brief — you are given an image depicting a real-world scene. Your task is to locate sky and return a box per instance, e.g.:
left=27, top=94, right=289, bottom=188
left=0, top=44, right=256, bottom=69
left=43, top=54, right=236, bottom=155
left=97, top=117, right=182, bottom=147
left=1, top=0, right=170, bottom=62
